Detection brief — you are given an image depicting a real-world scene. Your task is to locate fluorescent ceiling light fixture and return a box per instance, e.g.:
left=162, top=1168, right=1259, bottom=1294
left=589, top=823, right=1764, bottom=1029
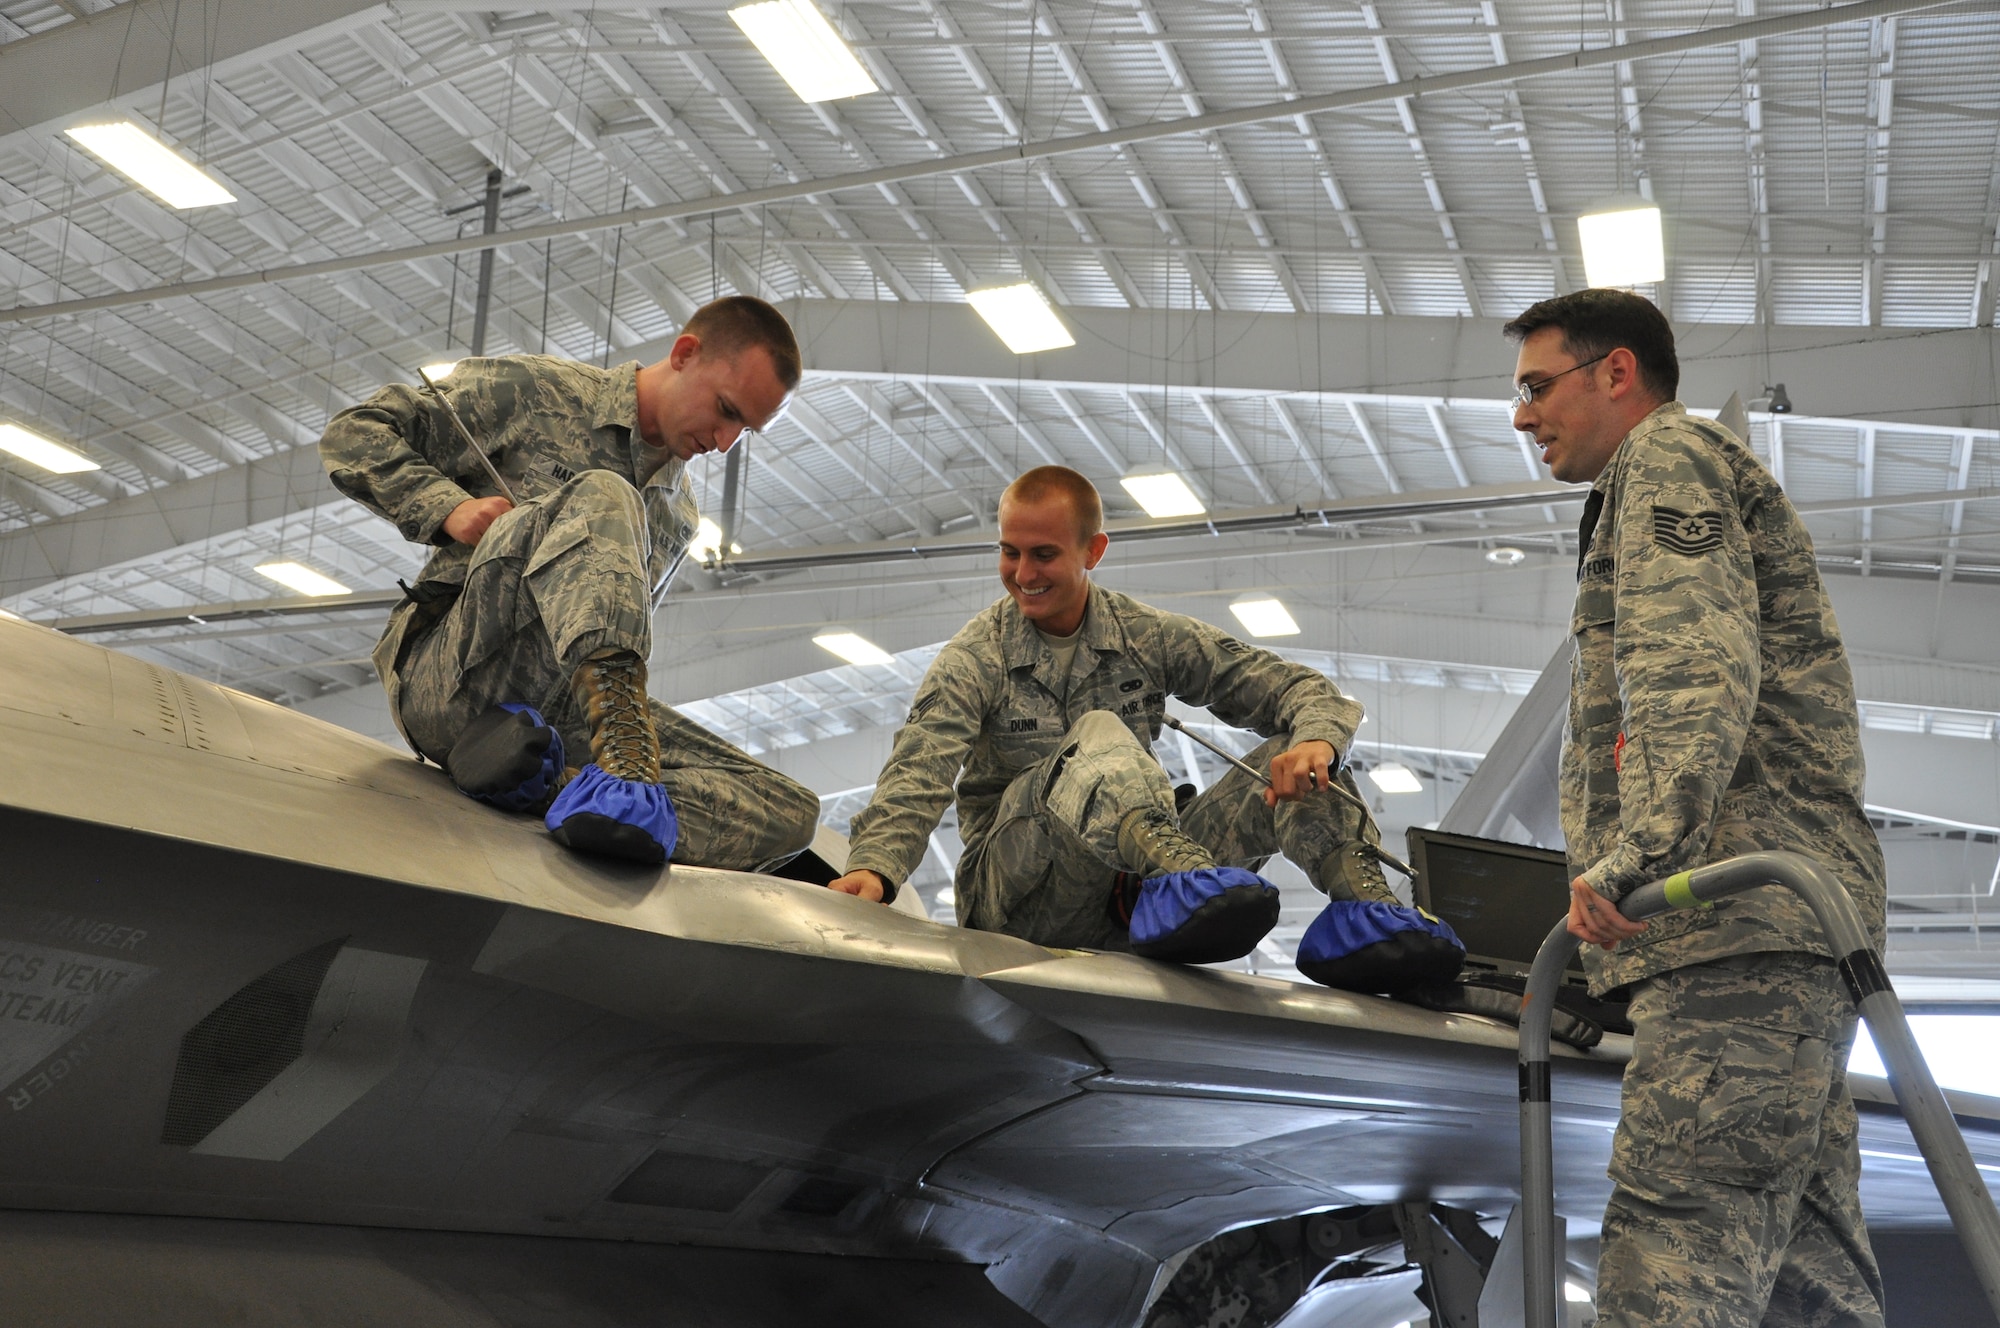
left=813, top=631, right=894, bottom=667
left=64, top=121, right=235, bottom=209
left=1577, top=196, right=1664, bottom=288
left=1120, top=471, right=1205, bottom=519
left=690, top=516, right=724, bottom=563
left=1229, top=595, right=1299, bottom=638
left=729, top=0, right=877, bottom=102
left=255, top=562, right=351, bottom=597
left=1367, top=763, right=1423, bottom=794
left=965, top=282, right=1075, bottom=354
left=0, top=422, right=99, bottom=474
left=420, top=361, right=458, bottom=381
left=1485, top=546, right=1526, bottom=566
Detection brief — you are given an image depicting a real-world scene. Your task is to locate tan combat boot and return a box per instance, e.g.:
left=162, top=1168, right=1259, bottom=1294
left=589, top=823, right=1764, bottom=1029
left=1118, top=806, right=1279, bottom=964
left=570, top=647, right=661, bottom=783
left=1315, top=842, right=1402, bottom=907
left=547, top=647, right=674, bottom=864
left=1116, top=806, right=1217, bottom=878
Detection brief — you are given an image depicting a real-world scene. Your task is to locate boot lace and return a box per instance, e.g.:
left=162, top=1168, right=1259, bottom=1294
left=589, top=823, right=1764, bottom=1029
left=1118, top=807, right=1215, bottom=878
left=577, top=652, right=659, bottom=781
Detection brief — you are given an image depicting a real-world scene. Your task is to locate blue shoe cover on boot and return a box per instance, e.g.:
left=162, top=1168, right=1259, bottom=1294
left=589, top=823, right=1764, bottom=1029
left=446, top=703, right=566, bottom=813
left=1296, top=900, right=1464, bottom=995
left=546, top=764, right=677, bottom=864
left=1129, top=867, right=1281, bottom=965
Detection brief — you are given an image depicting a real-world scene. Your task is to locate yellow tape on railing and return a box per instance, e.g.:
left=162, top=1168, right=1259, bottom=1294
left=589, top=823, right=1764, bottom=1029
left=1663, top=870, right=1713, bottom=911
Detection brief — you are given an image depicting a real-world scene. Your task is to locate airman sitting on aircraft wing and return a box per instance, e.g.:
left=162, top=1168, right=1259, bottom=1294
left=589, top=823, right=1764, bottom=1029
left=318, top=295, right=819, bottom=871
left=827, top=465, right=1463, bottom=992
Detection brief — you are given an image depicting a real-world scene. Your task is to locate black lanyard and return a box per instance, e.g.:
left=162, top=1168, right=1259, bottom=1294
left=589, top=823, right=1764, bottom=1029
left=1576, top=489, right=1605, bottom=577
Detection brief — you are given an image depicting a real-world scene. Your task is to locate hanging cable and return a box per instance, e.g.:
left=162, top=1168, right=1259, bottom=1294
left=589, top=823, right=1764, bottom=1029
left=603, top=183, right=629, bottom=368
left=540, top=238, right=553, bottom=355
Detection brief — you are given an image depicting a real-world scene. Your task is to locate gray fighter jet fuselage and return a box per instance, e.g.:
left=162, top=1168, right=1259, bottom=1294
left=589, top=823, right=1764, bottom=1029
left=0, top=617, right=1990, bottom=1327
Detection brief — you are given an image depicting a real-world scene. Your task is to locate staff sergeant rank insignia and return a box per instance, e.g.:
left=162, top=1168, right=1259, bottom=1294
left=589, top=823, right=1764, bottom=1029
left=1651, top=505, right=1725, bottom=555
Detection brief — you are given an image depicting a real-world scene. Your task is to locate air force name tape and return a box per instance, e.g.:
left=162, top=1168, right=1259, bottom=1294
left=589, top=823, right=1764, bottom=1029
left=1651, top=505, right=1725, bottom=555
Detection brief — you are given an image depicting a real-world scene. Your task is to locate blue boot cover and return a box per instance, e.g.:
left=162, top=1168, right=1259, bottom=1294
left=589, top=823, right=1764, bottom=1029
left=1296, top=900, right=1465, bottom=995
left=1129, top=867, right=1281, bottom=965
left=445, top=703, right=566, bottom=813
left=545, top=764, right=677, bottom=864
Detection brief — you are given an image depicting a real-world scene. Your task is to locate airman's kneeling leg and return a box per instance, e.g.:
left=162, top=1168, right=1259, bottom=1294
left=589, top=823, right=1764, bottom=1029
left=1180, top=732, right=1462, bottom=993
left=957, top=710, right=1277, bottom=961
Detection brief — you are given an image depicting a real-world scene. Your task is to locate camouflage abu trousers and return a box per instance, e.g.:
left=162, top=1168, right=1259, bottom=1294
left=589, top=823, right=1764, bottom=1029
left=395, top=470, right=818, bottom=871
left=956, top=710, right=1381, bottom=949
left=1598, top=951, right=1884, bottom=1328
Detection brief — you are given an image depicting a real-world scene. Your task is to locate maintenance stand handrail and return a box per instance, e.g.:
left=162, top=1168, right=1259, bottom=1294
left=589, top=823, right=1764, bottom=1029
left=1517, top=850, right=2000, bottom=1327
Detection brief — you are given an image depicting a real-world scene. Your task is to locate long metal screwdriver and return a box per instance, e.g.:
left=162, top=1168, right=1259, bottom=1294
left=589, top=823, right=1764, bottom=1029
left=417, top=366, right=518, bottom=506
left=1161, top=715, right=1416, bottom=880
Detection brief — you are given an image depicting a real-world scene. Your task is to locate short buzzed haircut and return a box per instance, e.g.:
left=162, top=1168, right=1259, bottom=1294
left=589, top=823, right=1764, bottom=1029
left=1501, top=288, right=1679, bottom=403
left=1002, top=465, right=1104, bottom=543
left=682, top=295, right=802, bottom=390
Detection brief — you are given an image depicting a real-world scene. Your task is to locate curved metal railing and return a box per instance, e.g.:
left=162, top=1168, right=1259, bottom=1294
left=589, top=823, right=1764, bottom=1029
left=1517, top=850, right=2000, bottom=1327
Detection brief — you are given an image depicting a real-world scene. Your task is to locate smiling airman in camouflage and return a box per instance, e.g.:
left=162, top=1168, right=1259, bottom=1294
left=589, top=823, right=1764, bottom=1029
left=826, top=467, right=1461, bottom=987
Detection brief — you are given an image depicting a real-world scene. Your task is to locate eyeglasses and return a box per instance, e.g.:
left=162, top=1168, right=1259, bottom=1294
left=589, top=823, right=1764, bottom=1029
left=1513, top=353, right=1609, bottom=409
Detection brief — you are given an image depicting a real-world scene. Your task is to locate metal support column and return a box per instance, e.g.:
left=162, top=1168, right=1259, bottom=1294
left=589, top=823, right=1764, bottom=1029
left=468, top=166, right=503, bottom=357
left=720, top=440, right=745, bottom=555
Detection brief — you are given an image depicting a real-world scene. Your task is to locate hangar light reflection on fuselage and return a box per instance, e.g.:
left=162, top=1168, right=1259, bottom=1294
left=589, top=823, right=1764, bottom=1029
left=1851, top=1014, right=2000, bottom=1097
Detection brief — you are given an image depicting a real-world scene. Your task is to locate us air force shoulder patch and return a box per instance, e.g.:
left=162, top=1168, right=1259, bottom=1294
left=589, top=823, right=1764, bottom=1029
left=1652, top=505, right=1725, bottom=555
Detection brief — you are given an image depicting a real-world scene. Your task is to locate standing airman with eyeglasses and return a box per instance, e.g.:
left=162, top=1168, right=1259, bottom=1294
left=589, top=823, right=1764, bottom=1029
left=1505, top=288, right=1887, bottom=1328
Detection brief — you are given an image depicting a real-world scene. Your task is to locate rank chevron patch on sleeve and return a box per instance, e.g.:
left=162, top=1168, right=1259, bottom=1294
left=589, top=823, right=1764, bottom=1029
left=1651, top=505, right=1725, bottom=555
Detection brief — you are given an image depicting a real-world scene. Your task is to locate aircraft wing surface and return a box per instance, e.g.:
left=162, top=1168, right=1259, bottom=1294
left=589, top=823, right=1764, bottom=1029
left=0, top=619, right=1992, bottom=1326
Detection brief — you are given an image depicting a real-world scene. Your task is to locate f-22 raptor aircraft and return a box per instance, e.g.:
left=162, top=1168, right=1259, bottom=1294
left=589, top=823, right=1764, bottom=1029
left=0, top=616, right=1993, bottom=1327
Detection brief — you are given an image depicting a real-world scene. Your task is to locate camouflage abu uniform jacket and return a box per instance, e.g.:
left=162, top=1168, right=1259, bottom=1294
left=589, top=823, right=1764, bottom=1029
left=845, top=582, right=1363, bottom=890
left=1564, top=401, right=1887, bottom=994
left=319, top=355, right=700, bottom=739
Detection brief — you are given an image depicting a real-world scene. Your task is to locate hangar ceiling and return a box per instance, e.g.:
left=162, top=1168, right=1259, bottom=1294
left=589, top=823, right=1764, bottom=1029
left=0, top=0, right=1995, bottom=976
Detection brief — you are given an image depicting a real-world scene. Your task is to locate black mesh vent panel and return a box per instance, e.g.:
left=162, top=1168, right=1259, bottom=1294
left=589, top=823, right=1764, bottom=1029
left=608, top=1150, right=769, bottom=1212
left=781, top=1176, right=862, bottom=1217
left=161, top=939, right=344, bottom=1147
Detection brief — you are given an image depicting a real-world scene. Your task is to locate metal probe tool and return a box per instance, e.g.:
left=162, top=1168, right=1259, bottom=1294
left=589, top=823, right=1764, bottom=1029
left=1161, top=715, right=1416, bottom=880
left=417, top=366, right=518, bottom=506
